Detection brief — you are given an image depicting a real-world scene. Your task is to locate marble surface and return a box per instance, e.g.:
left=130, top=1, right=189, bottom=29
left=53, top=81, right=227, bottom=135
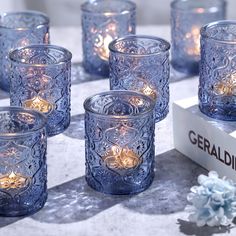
left=0, top=25, right=235, bottom=236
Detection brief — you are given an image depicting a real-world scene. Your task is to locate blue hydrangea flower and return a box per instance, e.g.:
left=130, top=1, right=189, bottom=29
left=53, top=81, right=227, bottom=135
left=185, top=171, right=236, bottom=227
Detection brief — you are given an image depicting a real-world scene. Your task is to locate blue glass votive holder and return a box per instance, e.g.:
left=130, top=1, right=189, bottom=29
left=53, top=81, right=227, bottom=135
left=81, top=0, right=136, bottom=77
left=9, top=45, right=72, bottom=137
left=0, top=11, right=50, bottom=92
left=0, top=107, right=47, bottom=216
left=109, top=35, right=170, bottom=122
left=199, top=20, right=236, bottom=121
left=84, top=91, right=155, bottom=195
left=171, top=0, right=226, bottom=75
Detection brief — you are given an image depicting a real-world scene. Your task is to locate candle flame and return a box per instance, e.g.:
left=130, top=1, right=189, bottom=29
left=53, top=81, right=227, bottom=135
left=9, top=171, right=16, bottom=179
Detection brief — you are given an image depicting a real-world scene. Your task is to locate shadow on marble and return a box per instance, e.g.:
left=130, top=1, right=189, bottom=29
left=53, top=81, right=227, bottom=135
left=63, top=114, right=85, bottom=140
left=31, top=176, right=130, bottom=224
left=170, top=66, right=197, bottom=83
left=0, top=149, right=207, bottom=227
left=0, top=217, right=23, bottom=228
left=32, top=149, right=207, bottom=224
left=122, top=149, right=207, bottom=215
left=71, top=62, right=108, bottom=85
left=0, top=89, right=9, bottom=100
left=177, top=219, right=234, bottom=236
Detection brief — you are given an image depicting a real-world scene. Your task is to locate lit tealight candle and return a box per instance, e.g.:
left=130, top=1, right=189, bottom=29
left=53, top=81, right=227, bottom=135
left=95, top=33, right=114, bottom=61
left=94, top=22, right=117, bottom=61
left=23, top=95, right=53, bottom=114
left=141, top=84, right=157, bottom=100
left=214, top=73, right=236, bottom=96
left=186, top=26, right=201, bottom=57
left=103, top=146, right=140, bottom=169
left=22, top=74, right=54, bottom=113
left=0, top=171, right=28, bottom=189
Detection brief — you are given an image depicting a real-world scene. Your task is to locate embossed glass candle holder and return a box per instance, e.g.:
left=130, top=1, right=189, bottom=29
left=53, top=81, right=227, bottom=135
left=84, top=91, right=155, bottom=195
left=199, top=21, right=236, bottom=121
left=171, top=0, right=226, bottom=75
left=9, top=45, right=72, bottom=136
left=0, top=11, right=50, bottom=92
left=109, top=35, right=170, bottom=122
left=81, top=0, right=136, bottom=77
left=0, top=107, right=47, bottom=216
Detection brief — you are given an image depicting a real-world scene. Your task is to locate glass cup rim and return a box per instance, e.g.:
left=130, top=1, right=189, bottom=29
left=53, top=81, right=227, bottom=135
left=109, top=35, right=170, bottom=57
left=201, top=20, right=236, bottom=45
left=0, top=106, right=47, bottom=138
left=171, top=0, right=226, bottom=13
left=84, top=90, right=155, bottom=119
left=81, top=0, right=136, bottom=15
left=0, top=10, right=50, bottom=31
left=9, top=44, right=72, bottom=67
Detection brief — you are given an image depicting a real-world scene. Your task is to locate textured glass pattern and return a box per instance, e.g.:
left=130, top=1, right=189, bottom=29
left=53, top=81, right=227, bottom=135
left=81, top=0, right=136, bottom=77
left=171, top=0, right=226, bottom=75
left=0, top=11, right=50, bottom=92
left=109, top=35, right=170, bottom=122
left=84, top=91, right=155, bottom=195
left=0, top=107, right=47, bottom=216
left=199, top=21, right=236, bottom=121
left=10, top=45, right=72, bottom=136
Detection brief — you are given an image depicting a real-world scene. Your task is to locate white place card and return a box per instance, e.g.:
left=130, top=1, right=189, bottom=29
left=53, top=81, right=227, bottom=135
left=173, top=96, right=236, bottom=181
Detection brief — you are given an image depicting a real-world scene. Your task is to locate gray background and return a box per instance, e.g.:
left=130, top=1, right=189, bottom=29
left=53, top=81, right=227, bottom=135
left=1, top=0, right=235, bottom=26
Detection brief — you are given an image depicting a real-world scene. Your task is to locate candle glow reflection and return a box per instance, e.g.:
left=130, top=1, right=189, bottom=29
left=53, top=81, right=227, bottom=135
left=214, top=73, right=236, bottom=96
left=103, top=146, right=140, bottom=169
left=94, top=22, right=117, bottom=61
left=141, top=84, right=157, bottom=100
left=186, top=26, right=200, bottom=57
